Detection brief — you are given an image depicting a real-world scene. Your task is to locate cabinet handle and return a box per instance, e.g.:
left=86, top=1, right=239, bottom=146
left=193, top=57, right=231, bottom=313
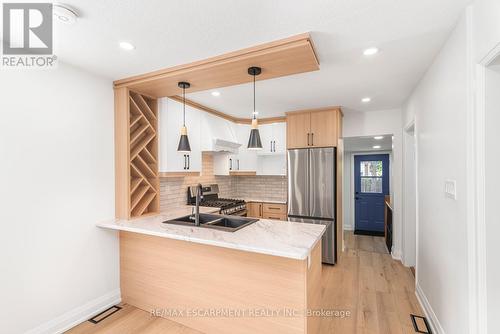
left=273, top=140, right=276, bottom=152
left=268, top=207, right=280, bottom=210
left=183, top=155, right=186, bottom=170
left=307, top=133, right=310, bottom=146
left=237, top=159, right=240, bottom=170
left=311, top=133, right=314, bottom=146
left=187, top=155, right=190, bottom=170
left=259, top=205, right=262, bottom=216
left=229, top=158, right=232, bottom=171
left=270, top=141, right=273, bottom=152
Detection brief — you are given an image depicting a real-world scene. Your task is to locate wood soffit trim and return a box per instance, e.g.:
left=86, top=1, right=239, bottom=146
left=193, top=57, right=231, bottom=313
left=285, top=106, right=343, bottom=116
left=169, top=95, right=286, bottom=125
left=112, top=33, right=319, bottom=98
left=114, top=33, right=318, bottom=88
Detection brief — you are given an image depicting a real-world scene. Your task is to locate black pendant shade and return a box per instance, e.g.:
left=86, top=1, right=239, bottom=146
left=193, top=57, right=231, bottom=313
left=177, top=81, right=191, bottom=153
left=177, top=127, right=191, bottom=152
left=247, top=128, right=262, bottom=150
left=247, top=66, right=263, bottom=150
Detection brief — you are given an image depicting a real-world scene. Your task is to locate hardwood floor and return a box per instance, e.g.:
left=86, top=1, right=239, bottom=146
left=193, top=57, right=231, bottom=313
left=67, top=232, right=422, bottom=334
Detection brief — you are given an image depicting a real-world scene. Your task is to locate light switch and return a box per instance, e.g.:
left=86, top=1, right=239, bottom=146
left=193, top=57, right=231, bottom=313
left=444, top=179, right=457, bottom=200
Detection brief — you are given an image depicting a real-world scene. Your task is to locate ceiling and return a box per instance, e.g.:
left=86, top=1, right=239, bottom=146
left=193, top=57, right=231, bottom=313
left=23, top=0, right=469, bottom=116
left=344, top=135, right=393, bottom=152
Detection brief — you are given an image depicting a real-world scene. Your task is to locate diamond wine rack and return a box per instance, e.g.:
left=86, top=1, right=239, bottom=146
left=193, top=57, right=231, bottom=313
left=115, top=88, right=160, bottom=219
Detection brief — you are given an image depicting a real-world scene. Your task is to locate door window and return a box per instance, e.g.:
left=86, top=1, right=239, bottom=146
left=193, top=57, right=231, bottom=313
left=360, top=160, right=383, bottom=193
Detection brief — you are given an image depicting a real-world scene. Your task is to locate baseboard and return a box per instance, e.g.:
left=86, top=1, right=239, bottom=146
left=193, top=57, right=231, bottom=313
left=415, top=283, right=445, bottom=334
left=391, top=248, right=402, bottom=261
left=25, top=289, right=121, bottom=334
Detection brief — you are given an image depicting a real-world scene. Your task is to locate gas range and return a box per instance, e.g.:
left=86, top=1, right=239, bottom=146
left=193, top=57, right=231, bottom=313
left=187, top=184, right=247, bottom=216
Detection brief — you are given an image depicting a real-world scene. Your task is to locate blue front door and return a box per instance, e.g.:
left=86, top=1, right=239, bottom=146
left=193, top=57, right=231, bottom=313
left=354, top=154, right=390, bottom=234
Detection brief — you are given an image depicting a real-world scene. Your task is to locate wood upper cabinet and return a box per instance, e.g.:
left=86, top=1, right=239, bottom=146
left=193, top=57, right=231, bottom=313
left=310, top=109, right=338, bottom=147
left=286, top=112, right=311, bottom=149
left=286, top=108, right=342, bottom=149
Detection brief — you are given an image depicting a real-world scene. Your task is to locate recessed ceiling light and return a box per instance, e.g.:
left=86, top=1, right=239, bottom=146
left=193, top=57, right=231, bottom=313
left=374, top=136, right=384, bottom=140
left=119, top=42, right=135, bottom=51
left=362, top=97, right=371, bottom=103
left=53, top=3, right=78, bottom=24
left=211, top=91, right=221, bottom=97
left=373, top=145, right=381, bottom=149
left=363, top=47, right=379, bottom=56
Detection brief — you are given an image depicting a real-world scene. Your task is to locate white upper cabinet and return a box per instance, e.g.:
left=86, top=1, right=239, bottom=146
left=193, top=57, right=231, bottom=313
left=257, top=122, right=286, bottom=155
left=158, top=98, right=201, bottom=173
left=258, top=123, right=274, bottom=153
left=234, top=124, right=258, bottom=171
left=272, top=122, right=286, bottom=154
left=160, top=98, right=286, bottom=176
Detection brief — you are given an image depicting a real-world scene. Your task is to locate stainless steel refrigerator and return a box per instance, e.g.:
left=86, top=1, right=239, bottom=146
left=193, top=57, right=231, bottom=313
left=288, top=147, right=336, bottom=264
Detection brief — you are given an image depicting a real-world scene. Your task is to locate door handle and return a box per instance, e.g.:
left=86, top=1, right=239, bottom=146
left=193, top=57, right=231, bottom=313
left=355, top=197, right=360, bottom=200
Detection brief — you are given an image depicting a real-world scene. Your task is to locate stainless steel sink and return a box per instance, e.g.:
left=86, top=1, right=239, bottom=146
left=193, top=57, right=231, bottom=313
left=162, top=213, right=258, bottom=232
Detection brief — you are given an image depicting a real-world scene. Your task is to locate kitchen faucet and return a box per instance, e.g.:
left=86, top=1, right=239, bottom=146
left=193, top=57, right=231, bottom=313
left=194, top=183, right=203, bottom=226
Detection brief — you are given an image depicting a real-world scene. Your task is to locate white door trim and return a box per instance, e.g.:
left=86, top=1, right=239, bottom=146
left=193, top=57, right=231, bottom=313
left=465, top=7, right=500, bottom=334
left=402, top=120, right=418, bottom=276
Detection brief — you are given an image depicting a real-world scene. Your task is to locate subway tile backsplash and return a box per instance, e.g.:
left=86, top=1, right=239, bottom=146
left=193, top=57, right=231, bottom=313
left=160, top=152, right=287, bottom=211
left=232, top=176, right=287, bottom=202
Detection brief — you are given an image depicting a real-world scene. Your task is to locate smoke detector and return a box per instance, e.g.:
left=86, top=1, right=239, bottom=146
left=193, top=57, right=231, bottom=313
left=53, top=3, right=79, bottom=24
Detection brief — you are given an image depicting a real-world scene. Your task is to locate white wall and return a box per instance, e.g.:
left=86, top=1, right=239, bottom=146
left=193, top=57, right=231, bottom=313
left=343, top=109, right=403, bottom=258
left=402, top=126, right=416, bottom=267
left=403, top=14, right=469, bottom=334
left=0, top=63, right=119, bottom=333
left=484, top=64, right=500, bottom=334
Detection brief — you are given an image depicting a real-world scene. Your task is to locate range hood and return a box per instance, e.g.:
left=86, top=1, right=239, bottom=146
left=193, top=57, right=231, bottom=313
left=209, top=138, right=241, bottom=154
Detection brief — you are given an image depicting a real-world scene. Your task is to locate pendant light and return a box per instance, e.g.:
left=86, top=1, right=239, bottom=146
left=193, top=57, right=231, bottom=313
left=177, top=81, right=191, bottom=152
left=247, top=66, right=263, bottom=150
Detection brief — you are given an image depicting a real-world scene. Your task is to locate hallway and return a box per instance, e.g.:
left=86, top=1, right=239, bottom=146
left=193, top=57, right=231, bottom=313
left=319, top=232, right=423, bottom=333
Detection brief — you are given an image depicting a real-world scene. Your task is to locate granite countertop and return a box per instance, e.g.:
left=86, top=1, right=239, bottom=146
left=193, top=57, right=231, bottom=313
left=97, top=205, right=324, bottom=260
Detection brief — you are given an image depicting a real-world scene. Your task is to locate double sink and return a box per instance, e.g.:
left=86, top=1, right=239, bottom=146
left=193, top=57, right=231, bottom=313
left=163, top=213, right=258, bottom=232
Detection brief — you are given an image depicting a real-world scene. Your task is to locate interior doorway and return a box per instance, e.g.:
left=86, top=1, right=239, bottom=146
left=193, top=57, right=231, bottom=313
left=403, top=122, right=417, bottom=269
left=343, top=135, right=393, bottom=241
left=354, top=154, right=390, bottom=236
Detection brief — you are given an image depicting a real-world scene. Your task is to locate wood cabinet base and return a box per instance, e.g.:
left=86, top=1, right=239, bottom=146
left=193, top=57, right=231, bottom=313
left=120, top=231, right=321, bottom=334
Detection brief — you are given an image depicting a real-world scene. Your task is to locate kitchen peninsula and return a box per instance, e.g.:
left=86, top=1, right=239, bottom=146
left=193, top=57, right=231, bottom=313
left=98, top=205, right=325, bottom=334
left=107, top=34, right=332, bottom=334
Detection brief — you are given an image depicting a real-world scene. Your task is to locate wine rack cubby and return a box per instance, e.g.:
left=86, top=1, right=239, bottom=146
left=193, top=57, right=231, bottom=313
left=115, top=88, right=160, bottom=219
